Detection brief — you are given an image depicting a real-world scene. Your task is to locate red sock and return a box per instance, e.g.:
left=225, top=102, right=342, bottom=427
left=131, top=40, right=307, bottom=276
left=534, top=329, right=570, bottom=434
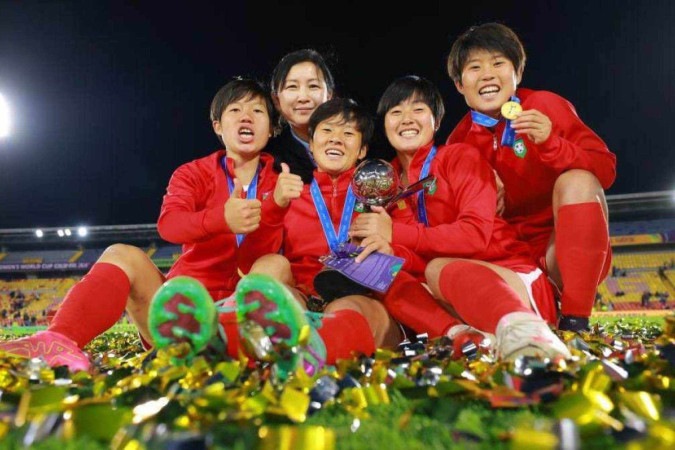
left=437, top=261, right=530, bottom=333
left=556, top=203, right=609, bottom=317
left=49, top=262, right=130, bottom=348
left=217, top=311, right=244, bottom=358
left=319, top=309, right=375, bottom=364
left=219, top=310, right=374, bottom=365
left=382, top=271, right=461, bottom=337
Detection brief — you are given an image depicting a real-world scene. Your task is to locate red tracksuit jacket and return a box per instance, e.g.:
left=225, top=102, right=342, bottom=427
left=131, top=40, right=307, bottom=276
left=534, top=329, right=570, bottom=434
left=446, top=88, right=616, bottom=258
left=390, top=141, right=536, bottom=275
left=239, top=168, right=369, bottom=297
left=158, top=150, right=277, bottom=299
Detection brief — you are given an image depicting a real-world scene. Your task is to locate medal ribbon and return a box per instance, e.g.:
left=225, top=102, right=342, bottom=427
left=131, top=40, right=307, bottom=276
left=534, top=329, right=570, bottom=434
left=221, top=156, right=260, bottom=247
left=310, top=179, right=356, bottom=253
left=417, top=145, right=437, bottom=227
left=470, top=95, right=520, bottom=148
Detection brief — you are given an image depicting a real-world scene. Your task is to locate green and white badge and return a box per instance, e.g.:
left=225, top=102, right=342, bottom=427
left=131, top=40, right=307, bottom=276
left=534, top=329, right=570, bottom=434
left=513, top=139, right=527, bottom=158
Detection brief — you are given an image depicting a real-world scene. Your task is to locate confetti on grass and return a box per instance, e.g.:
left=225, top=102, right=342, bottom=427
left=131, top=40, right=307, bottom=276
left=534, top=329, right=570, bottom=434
left=0, top=316, right=673, bottom=449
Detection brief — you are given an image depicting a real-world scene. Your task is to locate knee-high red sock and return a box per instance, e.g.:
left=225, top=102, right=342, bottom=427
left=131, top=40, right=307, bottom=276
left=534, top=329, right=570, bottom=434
left=382, top=271, right=461, bottom=337
left=318, top=309, right=375, bottom=364
left=49, top=262, right=130, bottom=348
left=556, top=203, right=609, bottom=317
left=437, top=261, right=530, bottom=334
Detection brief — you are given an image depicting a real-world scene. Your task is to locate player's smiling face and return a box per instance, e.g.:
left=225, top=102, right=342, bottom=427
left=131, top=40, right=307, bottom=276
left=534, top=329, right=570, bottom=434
left=212, top=94, right=272, bottom=161
left=455, top=49, right=522, bottom=118
left=384, top=97, right=436, bottom=155
left=310, top=114, right=366, bottom=177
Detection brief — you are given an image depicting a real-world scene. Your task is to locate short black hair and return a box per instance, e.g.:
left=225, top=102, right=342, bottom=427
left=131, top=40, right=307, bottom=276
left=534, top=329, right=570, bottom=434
left=376, top=75, right=445, bottom=126
left=447, top=22, right=526, bottom=84
left=270, top=49, right=335, bottom=96
left=209, top=77, right=275, bottom=124
left=308, top=98, right=374, bottom=147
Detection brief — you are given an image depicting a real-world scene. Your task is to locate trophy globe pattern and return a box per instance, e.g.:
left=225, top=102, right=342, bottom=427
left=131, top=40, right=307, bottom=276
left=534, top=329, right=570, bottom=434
left=351, top=159, right=399, bottom=210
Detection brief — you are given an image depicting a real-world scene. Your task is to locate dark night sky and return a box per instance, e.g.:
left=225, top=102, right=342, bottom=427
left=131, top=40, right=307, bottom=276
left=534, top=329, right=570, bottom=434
left=0, top=0, right=673, bottom=229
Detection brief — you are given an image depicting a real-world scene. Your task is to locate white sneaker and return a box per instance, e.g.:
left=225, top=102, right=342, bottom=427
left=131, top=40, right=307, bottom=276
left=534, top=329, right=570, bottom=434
left=445, top=323, right=495, bottom=347
left=495, top=312, right=572, bottom=361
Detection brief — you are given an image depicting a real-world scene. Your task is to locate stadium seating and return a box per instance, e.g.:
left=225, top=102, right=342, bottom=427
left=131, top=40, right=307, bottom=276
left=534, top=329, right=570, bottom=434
left=77, top=248, right=105, bottom=264
left=609, top=218, right=675, bottom=236
left=0, top=221, right=673, bottom=322
left=611, top=251, right=675, bottom=270
left=596, top=250, right=675, bottom=311
left=150, top=244, right=181, bottom=269
left=0, top=277, right=78, bottom=326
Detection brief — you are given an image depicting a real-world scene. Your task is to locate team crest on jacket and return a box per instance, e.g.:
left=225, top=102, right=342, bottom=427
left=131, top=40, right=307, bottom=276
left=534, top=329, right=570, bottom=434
left=513, top=139, right=527, bottom=158
left=262, top=191, right=271, bottom=200
left=426, top=178, right=437, bottom=195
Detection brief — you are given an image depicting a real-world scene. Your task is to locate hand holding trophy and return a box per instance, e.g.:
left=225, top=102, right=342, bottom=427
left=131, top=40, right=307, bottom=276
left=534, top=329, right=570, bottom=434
left=351, top=158, right=435, bottom=212
left=313, top=159, right=434, bottom=306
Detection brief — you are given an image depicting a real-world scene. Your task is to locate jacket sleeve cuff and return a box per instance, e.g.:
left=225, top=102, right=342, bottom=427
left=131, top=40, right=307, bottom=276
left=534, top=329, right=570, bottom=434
left=261, top=198, right=289, bottom=226
left=538, top=133, right=559, bottom=154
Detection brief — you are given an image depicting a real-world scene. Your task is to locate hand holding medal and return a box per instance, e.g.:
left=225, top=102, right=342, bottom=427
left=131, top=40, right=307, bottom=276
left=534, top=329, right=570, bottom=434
left=501, top=101, right=522, bottom=120
left=508, top=106, right=553, bottom=145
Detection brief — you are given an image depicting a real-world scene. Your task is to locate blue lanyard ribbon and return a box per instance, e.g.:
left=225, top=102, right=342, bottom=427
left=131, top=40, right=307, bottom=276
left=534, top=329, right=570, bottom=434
left=417, top=146, right=437, bottom=227
left=470, top=95, right=520, bottom=148
left=221, top=156, right=260, bottom=247
left=310, top=179, right=356, bottom=253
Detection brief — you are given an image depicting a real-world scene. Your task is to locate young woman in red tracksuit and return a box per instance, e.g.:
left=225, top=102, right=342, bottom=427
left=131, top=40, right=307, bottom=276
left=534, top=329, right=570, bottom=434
left=237, top=98, right=469, bottom=367
left=0, top=78, right=278, bottom=371
left=238, top=98, right=401, bottom=366
left=445, top=23, right=616, bottom=332
left=350, top=75, right=570, bottom=361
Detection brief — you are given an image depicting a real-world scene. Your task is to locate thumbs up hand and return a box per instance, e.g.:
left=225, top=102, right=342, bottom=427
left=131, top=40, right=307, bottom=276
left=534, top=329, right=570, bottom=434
left=273, top=163, right=304, bottom=208
left=225, top=177, right=262, bottom=234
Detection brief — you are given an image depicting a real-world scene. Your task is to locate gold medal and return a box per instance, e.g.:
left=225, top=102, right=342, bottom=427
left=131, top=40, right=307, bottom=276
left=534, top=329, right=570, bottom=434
left=501, top=101, right=522, bottom=120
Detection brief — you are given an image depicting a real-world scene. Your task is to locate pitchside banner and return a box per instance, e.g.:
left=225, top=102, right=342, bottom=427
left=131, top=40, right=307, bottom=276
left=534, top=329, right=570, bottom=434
left=0, top=262, right=93, bottom=272
left=610, top=233, right=665, bottom=247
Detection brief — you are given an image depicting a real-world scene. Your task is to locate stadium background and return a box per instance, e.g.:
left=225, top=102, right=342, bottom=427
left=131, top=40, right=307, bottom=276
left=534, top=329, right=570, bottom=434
left=1, top=191, right=674, bottom=328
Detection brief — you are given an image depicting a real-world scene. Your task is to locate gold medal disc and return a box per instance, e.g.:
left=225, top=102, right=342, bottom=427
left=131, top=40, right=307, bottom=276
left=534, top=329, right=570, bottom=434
left=501, top=101, right=522, bottom=120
